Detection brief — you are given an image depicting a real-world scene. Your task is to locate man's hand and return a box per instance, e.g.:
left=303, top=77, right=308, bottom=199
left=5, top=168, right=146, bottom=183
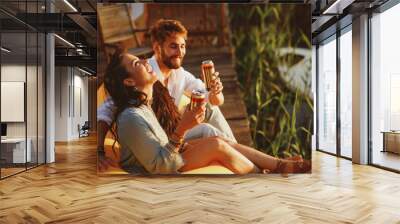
left=208, top=72, right=224, bottom=106
left=209, top=72, right=223, bottom=95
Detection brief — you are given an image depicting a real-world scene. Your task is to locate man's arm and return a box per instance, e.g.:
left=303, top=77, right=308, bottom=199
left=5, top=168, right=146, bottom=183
left=97, top=120, right=110, bottom=151
left=97, top=120, right=119, bottom=172
left=208, top=72, right=224, bottom=106
left=97, top=98, right=119, bottom=171
left=97, top=97, right=115, bottom=149
left=209, top=93, right=224, bottom=106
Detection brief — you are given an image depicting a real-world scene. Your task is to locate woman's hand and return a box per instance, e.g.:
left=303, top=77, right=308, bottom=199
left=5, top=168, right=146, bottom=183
left=175, top=102, right=206, bottom=136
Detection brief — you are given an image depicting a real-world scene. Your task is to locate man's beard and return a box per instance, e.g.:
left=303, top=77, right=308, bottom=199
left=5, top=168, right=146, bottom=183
left=161, top=49, right=183, bottom=69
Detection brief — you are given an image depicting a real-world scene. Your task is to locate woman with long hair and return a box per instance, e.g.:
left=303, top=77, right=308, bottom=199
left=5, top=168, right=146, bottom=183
left=104, top=52, right=310, bottom=174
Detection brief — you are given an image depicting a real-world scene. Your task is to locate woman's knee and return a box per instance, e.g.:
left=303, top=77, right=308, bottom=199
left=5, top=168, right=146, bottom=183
left=209, top=137, right=229, bottom=152
left=210, top=138, right=255, bottom=174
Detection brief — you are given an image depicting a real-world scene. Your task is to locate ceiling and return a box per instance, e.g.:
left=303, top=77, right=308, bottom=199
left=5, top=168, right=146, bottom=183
left=0, top=0, right=97, bottom=73
left=1, top=0, right=394, bottom=73
left=0, top=0, right=96, bottom=14
left=310, top=0, right=390, bottom=43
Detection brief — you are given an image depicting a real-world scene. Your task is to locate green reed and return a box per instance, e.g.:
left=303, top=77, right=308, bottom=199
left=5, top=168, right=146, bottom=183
left=228, top=4, right=313, bottom=159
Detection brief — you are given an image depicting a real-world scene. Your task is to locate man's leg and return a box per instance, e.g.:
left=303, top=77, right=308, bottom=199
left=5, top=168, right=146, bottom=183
left=205, top=104, right=237, bottom=143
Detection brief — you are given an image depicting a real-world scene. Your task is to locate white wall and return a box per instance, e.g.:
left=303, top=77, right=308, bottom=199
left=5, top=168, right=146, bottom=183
left=73, top=73, right=89, bottom=137
left=1, top=65, right=25, bottom=127
left=55, top=66, right=69, bottom=141
left=1, top=65, right=38, bottom=138
left=54, top=67, right=89, bottom=141
left=1, top=65, right=26, bottom=141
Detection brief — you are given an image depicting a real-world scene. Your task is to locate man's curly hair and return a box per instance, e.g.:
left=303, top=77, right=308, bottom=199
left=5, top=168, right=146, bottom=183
left=150, top=19, right=188, bottom=44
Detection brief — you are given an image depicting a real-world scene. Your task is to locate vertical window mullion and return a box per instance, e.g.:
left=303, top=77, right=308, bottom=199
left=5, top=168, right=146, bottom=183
left=36, top=0, right=39, bottom=167
left=0, top=22, right=2, bottom=179
left=316, top=44, right=320, bottom=151
left=337, top=29, right=341, bottom=157
left=367, top=11, right=373, bottom=165
left=25, top=0, right=28, bottom=171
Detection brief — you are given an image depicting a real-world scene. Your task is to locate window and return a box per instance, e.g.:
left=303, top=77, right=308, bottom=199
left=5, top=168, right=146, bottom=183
left=339, top=28, right=352, bottom=158
left=0, top=1, right=47, bottom=179
left=317, top=36, right=337, bottom=154
left=370, top=2, right=400, bottom=171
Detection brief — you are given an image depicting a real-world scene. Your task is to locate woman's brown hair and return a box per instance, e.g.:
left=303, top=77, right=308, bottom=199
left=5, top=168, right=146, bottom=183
left=103, top=51, right=148, bottom=119
left=104, top=50, right=181, bottom=140
left=152, top=81, right=181, bottom=138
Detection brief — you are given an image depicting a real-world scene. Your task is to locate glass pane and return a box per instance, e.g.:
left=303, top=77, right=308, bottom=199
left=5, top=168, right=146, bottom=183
left=38, top=32, right=45, bottom=165
left=27, top=31, right=38, bottom=169
left=371, top=3, right=400, bottom=171
left=26, top=0, right=38, bottom=169
left=340, top=29, right=352, bottom=158
left=318, top=37, right=337, bottom=154
left=73, top=69, right=89, bottom=139
left=1, top=30, right=27, bottom=177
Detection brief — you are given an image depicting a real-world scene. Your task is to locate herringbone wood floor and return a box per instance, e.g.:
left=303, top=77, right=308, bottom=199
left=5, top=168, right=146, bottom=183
left=1, top=135, right=399, bottom=224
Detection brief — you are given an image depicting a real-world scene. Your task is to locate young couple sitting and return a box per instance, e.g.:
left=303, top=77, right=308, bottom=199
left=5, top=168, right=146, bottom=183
left=98, top=19, right=310, bottom=174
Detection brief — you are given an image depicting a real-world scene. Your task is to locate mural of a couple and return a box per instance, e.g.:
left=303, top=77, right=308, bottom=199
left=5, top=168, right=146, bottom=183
left=97, top=3, right=312, bottom=175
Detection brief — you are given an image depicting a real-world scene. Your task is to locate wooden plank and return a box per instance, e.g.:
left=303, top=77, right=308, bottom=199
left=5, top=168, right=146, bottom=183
left=145, top=4, right=228, bottom=48
left=127, top=47, right=154, bottom=59
left=227, top=119, right=253, bottom=146
left=97, top=4, right=137, bottom=44
left=220, top=101, right=247, bottom=121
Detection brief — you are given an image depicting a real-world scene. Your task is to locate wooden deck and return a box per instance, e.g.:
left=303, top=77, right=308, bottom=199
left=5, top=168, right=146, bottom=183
left=184, top=47, right=253, bottom=146
left=1, top=135, right=400, bottom=223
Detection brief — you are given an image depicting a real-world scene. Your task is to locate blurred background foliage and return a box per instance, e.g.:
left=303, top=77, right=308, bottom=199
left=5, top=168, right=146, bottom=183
left=228, top=4, right=313, bottom=159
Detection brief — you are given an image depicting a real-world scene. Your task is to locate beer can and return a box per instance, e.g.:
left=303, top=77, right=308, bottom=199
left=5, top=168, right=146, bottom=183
left=201, top=60, right=215, bottom=91
left=189, top=89, right=206, bottom=111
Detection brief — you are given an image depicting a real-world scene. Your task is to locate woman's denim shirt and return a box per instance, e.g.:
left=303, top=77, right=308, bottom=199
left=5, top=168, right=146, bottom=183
left=117, top=105, right=185, bottom=174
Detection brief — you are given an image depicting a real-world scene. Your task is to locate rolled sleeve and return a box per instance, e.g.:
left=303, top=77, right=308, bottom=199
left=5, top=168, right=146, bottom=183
left=118, top=109, right=185, bottom=174
left=97, top=97, right=115, bottom=126
left=183, top=70, right=206, bottom=92
left=181, top=70, right=211, bottom=101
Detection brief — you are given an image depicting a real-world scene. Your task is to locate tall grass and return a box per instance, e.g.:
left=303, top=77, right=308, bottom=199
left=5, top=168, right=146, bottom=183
left=229, top=4, right=313, bottom=159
